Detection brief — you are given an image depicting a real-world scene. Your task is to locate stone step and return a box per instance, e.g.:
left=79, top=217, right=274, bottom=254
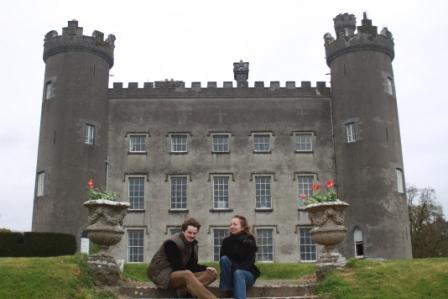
left=119, top=283, right=317, bottom=298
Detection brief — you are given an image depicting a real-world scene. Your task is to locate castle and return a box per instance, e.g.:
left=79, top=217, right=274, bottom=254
left=32, top=13, right=412, bottom=262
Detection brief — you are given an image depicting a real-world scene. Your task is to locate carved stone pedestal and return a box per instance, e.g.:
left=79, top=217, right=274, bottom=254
left=87, top=254, right=121, bottom=286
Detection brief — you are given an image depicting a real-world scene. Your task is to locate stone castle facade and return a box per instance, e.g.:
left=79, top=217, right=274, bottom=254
left=32, top=13, right=412, bottom=262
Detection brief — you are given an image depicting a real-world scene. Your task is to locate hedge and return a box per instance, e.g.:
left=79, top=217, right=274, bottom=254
left=0, top=232, right=77, bottom=257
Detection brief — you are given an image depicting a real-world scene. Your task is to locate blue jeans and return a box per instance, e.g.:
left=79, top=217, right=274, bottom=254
left=219, top=256, right=256, bottom=299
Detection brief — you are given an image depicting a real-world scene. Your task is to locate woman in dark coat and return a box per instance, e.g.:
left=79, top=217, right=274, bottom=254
left=219, top=215, right=260, bottom=299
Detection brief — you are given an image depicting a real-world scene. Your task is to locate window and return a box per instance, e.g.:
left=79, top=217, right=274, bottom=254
left=128, top=177, right=145, bottom=210
left=169, top=227, right=182, bottom=236
left=127, top=229, right=144, bottom=262
left=171, top=134, right=187, bottom=153
left=396, top=169, right=404, bottom=193
left=44, top=81, right=54, bottom=100
left=299, top=227, right=317, bottom=261
left=170, top=177, right=187, bottom=209
left=295, top=133, right=313, bottom=152
left=255, top=176, right=272, bottom=209
left=213, top=176, right=229, bottom=209
left=256, top=228, right=273, bottom=261
left=212, top=229, right=228, bottom=261
left=36, top=172, right=45, bottom=197
left=212, top=134, right=229, bottom=153
left=345, top=123, right=356, bottom=143
left=129, top=135, right=146, bottom=153
left=298, top=175, right=314, bottom=198
left=254, top=134, right=271, bottom=152
left=354, top=228, right=364, bottom=258
left=386, top=77, right=394, bottom=95
left=84, top=124, right=95, bottom=145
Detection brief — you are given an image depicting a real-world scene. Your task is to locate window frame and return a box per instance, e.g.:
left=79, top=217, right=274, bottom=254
left=354, top=227, right=364, bottom=258
left=170, top=134, right=188, bottom=153
left=255, top=175, right=272, bottom=209
left=84, top=123, right=96, bottom=145
left=212, top=228, right=229, bottom=261
left=253, top=133, right=272, bottom=153
left=294, top=132, right=313, bottom=152
left=297, top=174, right=316, bottom=199
left=127, top=229, right=144, bottom=263
left=44, top=80, right=54, bottom=100
left=396, top=168, right=405, bottom=193
left=256, top=228, right=274, bottom=262
left=298, top=226, right=317, bottom=262
left=212, top=175, right=230, bottom=209
left=170, top=176, right=188, bottom=210
left=212, top=133, right=230, bottom=153
left=36, top=171, right=46, bottom=197
left=129, top=134, right=147, bottom=153
left=128, top=176, right=145, bottom=210
left=345, top=122, right=356, bottom=143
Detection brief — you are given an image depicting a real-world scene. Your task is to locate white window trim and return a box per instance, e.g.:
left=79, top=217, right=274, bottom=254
left=255, top=227, right=275, bottom=262
left=169, top=175, right=188, bottom=210
left=84, top=124, right=95, bottom=145
left=127, top=229, right=145, bottom=263
left=211, top=133, right=230, bottom=153
left=346, top=123, right=356, bottom=143
left=296, top=174, right=317, bottom=200
left=298, top=226, right=317, bottom=262
left=36, top=172, right=45, bottom=197
left=396, top=168, right=405, bottom=193
left=212, top=175, right=230, bottom=210
left=354, top=227, right=364, bottom=258
left=252, top=132, right=272, bottom=153
left=294, top=132, right=314, bottom=152
left=254, top=175, right=273, bottom=210
left=129, top=134, right=148, bottom=153
left=127, top=175, right=146, bottom=210
left=170, top=134, right=188, bottom=153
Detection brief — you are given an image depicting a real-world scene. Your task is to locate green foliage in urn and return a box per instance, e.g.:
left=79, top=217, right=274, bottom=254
left=86, top=179, right=118, bottom=201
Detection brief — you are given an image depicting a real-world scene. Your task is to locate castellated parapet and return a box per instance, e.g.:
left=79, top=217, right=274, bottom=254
left=324, top=13, right=394, bottom=66
left=43, top=20, right=115, bottom=68
left=109, top=80, right=330, bottom=98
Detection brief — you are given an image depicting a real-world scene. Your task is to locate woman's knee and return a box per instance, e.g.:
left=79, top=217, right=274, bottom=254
left=220, top=256, right=231, bottom=267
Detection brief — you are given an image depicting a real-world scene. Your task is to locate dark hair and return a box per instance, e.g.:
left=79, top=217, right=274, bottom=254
left=181, top=218, right=201, bottom=231
left=232, top=215, right=251, bottom=234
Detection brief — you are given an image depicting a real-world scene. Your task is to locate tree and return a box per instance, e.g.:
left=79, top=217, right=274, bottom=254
left=407, top=185, right=448, bottom=257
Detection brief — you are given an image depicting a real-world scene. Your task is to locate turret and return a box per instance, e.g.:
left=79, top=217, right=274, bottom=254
left=32, top=20, right=115, bottom=248
left=326, top=13, right=412, bottom=258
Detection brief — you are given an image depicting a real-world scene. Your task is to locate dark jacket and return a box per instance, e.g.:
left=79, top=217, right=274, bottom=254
left=220, top=232, right=261, bottom=278
left=147, top=233, right=206, bottom=289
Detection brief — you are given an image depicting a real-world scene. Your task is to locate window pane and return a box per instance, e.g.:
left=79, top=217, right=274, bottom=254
left=255, top=176, right=272, bottom=209
left=396, top=169, right=404, bottom=193
left=346, top=123, right=356, bottom=143
left=171, top=177, right=187, bottom=209
left=129, top=177, right=144, bottom=209
left=256, top=229, right=273, bottom=261
left=299, top=227, right=316, bottom=261
left=213, top=135, right=229, bottom=152
left=84, top=124, right=95, bottom=145
left=213, top=177, right=229, bottom=209
left=171, top=135, right=187, bottom=152
left=130, top=135, right=146, bottom=152
left=296, top=134, right=312, bottom=151
left=298, top=176, right=313, bottom=198
left=169, top=227, right=181, bottom=236
left=254, top=134, right=271, bottom=152
left=37, top=172, right=45, bottom=197
left=213, top=229, right=228, bottom=261
left=128, top=230, right=144, bottom=262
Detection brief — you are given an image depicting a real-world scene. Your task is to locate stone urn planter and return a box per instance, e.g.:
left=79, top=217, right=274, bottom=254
left=304, top=200, right=349, bottom=278
left=83, top=199, right=129, bottom=285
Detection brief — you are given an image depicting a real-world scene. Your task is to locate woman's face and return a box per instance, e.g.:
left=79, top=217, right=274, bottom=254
left=229, top=217, right=243, bottom=234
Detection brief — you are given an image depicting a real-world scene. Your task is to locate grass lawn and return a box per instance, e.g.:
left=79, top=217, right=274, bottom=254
left=317, top=258, right=448, bottom=299
left=0, top=254, right=115, bottom=299
left=123, top=261, right=315, bottom=282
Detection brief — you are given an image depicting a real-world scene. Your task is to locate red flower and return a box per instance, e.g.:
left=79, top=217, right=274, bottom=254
left=312, top=182, right=320, bottom=191
left=87, top=179, right=94, bottom=189
left=326, top=179, right=335, bottom=189
left=299, top=193, right=307, bottom=200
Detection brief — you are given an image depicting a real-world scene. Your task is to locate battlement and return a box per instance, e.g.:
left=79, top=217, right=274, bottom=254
left=43, top=20, right=115, bottom=67
left=324, top=13, right=394, bottom=66
left=108, top=80, right=330, bottom=98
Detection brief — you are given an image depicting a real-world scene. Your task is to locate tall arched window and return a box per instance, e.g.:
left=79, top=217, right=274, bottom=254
left=354, top=227, right=364, bottom=258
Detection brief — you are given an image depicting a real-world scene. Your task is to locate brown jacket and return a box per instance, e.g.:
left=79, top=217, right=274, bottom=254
left=147, top=233, right=203, bottom=289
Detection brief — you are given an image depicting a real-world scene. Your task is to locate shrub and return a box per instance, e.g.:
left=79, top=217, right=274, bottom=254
left=0, top=232, right=77, bottom=257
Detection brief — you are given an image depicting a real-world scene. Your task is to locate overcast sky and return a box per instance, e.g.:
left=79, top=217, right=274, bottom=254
left=1, top=0, right=447, bottom=231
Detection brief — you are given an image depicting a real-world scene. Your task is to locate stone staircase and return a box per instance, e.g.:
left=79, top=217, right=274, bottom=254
left=118, top=280, right=319, bottom=299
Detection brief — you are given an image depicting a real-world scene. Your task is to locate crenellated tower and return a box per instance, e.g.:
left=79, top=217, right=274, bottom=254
left=32, top=20, right=115, bottom=246
left=326, top=13, right=412, bottom=258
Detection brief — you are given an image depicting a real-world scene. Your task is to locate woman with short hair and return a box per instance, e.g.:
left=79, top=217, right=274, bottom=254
left=219, top=215, right=260, bottom=299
